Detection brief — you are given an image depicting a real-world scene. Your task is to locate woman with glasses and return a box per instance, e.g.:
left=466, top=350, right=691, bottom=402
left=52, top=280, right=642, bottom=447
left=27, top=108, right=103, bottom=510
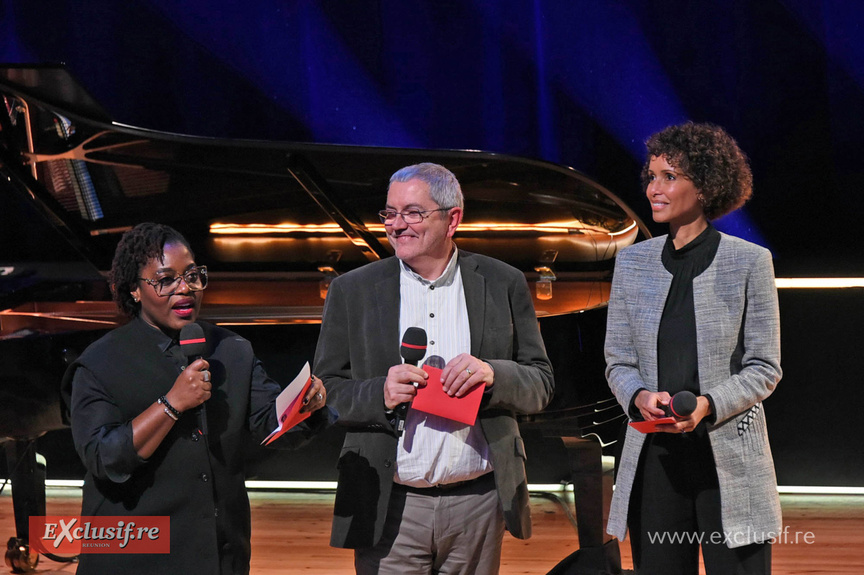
left=62, top=222, right=331, bottom=575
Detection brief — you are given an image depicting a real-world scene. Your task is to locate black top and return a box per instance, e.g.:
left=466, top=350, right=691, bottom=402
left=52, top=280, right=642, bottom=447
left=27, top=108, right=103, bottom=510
left=62, top=318, right=329, bottom=575
left=627, top=224, right=721, bottom=421
left=657, top=223, right=721, bottom=395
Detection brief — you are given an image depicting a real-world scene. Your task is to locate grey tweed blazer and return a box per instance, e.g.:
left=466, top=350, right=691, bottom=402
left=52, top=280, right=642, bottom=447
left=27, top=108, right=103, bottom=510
left=605, top=233, right=782, bottom=548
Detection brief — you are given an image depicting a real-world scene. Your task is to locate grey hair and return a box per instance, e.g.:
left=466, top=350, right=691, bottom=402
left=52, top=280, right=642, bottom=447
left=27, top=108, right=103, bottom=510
left=389, top=162, right=464, bottom=209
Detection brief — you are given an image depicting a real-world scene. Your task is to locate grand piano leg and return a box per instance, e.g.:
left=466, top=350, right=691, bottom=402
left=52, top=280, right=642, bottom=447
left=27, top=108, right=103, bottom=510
left=547, top=436, right=631, bottom=575
left=3, top=440, right=44, bottom=573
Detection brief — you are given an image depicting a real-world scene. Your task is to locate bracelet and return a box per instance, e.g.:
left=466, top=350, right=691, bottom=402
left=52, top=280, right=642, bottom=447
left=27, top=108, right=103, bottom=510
left=158, top=395, right=181, bottom=420
left=161, top=407, right=179, bottom=421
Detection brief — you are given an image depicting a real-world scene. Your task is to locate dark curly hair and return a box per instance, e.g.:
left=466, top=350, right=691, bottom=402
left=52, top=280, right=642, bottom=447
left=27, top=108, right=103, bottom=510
left=641, top=122, right=753, bottom=220
left=110, top=223, right=194, bottom=318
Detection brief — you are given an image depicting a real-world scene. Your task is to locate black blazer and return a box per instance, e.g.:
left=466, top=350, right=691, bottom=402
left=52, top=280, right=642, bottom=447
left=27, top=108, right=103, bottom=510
left=63, top=318, right=320, bottom=574
left=314, top=250, right=554, bottom=548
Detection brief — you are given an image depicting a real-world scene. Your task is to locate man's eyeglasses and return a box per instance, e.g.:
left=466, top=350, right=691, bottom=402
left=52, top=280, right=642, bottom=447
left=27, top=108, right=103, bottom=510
left=138, top=266, right=208, bottom=297
left=377, top=207, right=452, bottom=225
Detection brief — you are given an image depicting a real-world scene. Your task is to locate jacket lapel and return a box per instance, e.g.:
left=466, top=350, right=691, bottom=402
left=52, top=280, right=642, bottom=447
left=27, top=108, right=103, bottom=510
left=375, top=259, right=403, bottom=367
left=459, top=252, right=485, bottom=356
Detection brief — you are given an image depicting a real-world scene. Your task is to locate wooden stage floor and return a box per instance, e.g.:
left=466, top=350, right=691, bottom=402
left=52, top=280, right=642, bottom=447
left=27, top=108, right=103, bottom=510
left=1, top=488, right=863, bottom=574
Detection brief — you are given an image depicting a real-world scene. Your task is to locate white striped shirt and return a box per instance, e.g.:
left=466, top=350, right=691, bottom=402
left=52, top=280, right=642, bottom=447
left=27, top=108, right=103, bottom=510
left=394, top=247, right=493, bottom=487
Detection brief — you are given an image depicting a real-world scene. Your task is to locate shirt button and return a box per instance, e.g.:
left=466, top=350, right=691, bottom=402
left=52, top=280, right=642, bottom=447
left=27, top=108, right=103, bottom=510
left=191, top=432, right=200, bottom=442
left=384, top=459, right=392, bottom=468
left=199, top=473, right=209, bottom=482
left=429, top=313, right=435, bottom=318
left=429, top=340, right=435, bottom=346
left=429, top=285, right=435, bottom=290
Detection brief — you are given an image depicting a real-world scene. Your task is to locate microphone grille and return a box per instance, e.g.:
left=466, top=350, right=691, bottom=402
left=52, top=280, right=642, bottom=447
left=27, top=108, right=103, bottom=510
left=422, top=355, right=446, bottom=369
left=400, top=327, right=427, bottom=364
left=670, top=391, right=698, bottom=418
left=179, top=323, right=206, bottom=358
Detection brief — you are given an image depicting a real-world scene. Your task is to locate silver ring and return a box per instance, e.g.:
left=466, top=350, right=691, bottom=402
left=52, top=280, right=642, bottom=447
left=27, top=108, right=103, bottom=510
left=202, top=371, right=210, bottom=382
left=316, top=392, right=323, bottom=401
left=466, top=368, right=473, bottom=376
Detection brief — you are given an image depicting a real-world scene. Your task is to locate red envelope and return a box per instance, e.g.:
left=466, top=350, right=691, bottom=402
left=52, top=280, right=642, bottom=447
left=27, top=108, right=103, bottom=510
left=411, top=365, right=484, bottom=425
left=262, top=362, right=313, bottom=445
left=628, top=416, right=677, bottom=433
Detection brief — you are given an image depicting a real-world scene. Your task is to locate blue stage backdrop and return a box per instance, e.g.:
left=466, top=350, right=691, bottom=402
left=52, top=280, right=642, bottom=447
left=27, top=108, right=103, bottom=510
left=4, top=0, right=864, bottom=274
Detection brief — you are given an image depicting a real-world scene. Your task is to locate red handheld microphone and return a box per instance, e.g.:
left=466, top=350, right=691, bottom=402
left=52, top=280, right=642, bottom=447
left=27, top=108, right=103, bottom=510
left=665, top=390, right=698, bottom=418
left=179, top=323, right=208, bottom=435
left=395, top=327, right=427, bottom=435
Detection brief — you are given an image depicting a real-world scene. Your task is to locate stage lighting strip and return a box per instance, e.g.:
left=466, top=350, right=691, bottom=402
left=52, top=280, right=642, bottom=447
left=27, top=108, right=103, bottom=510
left=775, top=278, right=864, bottom=288
left=208, top=221, right=637, bottom=236
left=6, top=480, right=862, bottom=496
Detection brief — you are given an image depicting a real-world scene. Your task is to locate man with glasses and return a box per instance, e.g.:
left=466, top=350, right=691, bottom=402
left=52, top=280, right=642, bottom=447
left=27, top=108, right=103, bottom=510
left=314, top=163, right=554, bottom=574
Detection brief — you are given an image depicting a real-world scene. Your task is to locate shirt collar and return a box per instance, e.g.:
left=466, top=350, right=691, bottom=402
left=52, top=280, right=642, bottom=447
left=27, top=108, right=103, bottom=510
left=665, top=222, right=718, bottom=258
left=399, top=246, right=460, bottom=287
left=133, top=316, right=177, bottom=353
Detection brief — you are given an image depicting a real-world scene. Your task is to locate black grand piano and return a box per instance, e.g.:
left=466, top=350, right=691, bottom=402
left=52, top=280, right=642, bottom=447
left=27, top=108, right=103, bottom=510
left=0, top=65, right=647, bottom=574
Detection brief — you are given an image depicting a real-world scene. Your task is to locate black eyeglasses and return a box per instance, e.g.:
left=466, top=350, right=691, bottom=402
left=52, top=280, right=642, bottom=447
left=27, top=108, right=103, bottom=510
left=377, top=207, right=452, bottom=224
left=138, top=266, right=208, bottom=297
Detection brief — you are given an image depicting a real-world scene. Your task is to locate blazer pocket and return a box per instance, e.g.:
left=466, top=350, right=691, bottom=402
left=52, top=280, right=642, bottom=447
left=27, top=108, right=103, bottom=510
left=514, top=436, right=527, bottom=461
left=336, top=441, right=363, bottom=469
left=736, top=404, right=767, bottom=452
left=736, top=404, right=760, bottom=436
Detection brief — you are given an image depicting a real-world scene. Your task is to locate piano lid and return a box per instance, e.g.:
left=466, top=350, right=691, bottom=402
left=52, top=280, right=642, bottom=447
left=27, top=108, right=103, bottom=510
left=1, top=65, right=648, bottom=334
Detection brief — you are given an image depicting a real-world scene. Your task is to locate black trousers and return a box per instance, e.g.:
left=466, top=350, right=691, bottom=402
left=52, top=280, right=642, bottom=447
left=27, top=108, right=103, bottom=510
left=628, top=428, right=771, bottom=575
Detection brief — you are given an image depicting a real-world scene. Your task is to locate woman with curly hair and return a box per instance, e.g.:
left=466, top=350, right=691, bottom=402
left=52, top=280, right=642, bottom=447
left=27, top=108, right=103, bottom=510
left=604, top=123, right=781, bottom=574
left=62, top=222, right=331, bottom=575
